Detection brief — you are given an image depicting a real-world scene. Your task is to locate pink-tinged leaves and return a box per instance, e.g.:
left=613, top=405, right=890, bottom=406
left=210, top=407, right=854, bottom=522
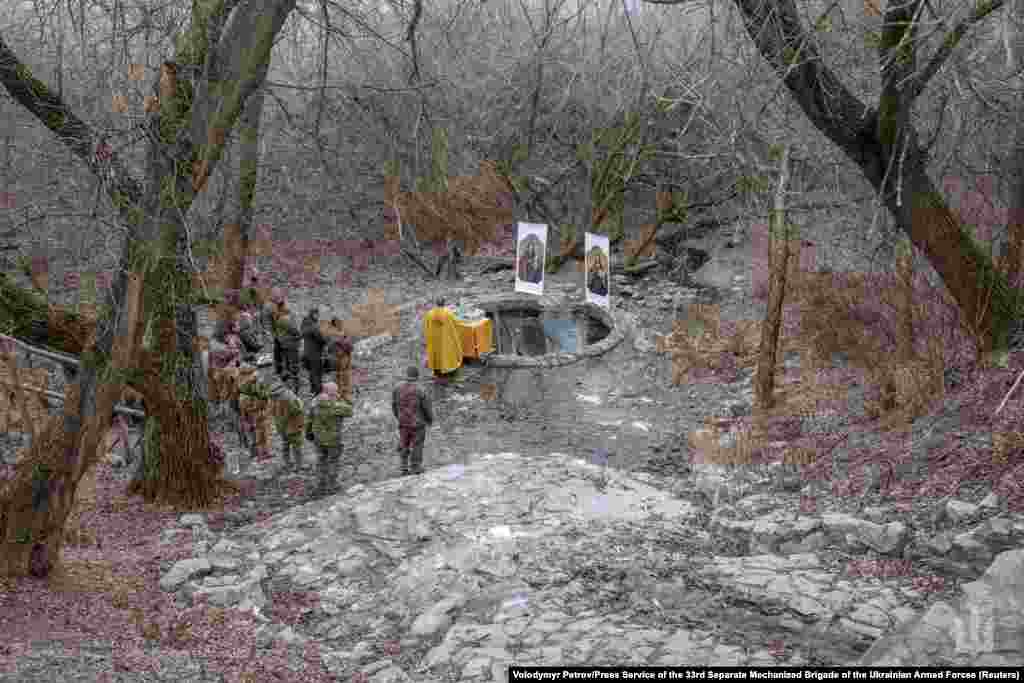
left=767, top=639, right=785, bottom=658
left=381, top=640, right=400, bottom=656
left=31, top=253, right=47, bottom=268
left=352, top=252, right=370, bottom=271
left=344, top=240, right=365, bottom=258
left=975, top=174, right=996, bottom=202
left=846, top=559, right=912, bottom=578
left=942, top=175, right=964, bottom=204
left=0, top=192, right=14, bottom=209
left=375, top=241, right=401, bottom=258
left=911, top=575, right=945, bottom=593
left=335, top=271, right=353, bottom=288
left=95, top=141, right=113, bottom=162
left=353, top=368, right=369, bottom=385
left=798, top=495, right=817, bottom=515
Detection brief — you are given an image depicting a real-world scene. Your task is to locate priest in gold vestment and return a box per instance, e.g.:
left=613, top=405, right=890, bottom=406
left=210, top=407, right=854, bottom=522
left=423, top=297, right=463, bottom=380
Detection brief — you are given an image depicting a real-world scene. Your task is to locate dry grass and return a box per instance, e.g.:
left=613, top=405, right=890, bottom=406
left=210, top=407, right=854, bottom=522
left=0, top=355, right=51, bottom=434
left=661, top=300, right=848, bottom=466
left=662, top=236, right=984, bottom=470
left=688, top=418, right=765, bottom=466
left=787, top=266, right=951, bottom=430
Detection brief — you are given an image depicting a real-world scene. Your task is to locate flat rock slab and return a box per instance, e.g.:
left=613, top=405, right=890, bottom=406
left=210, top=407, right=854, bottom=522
left=156, top=451, right=1024, bottom=680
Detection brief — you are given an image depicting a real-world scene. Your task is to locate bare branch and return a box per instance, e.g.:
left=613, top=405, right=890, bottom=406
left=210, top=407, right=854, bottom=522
left=903, top=0, right=1008, bottom=104
left=0, top=33, right=145, bottom=214
left=406, top=0, right=423, bottom=83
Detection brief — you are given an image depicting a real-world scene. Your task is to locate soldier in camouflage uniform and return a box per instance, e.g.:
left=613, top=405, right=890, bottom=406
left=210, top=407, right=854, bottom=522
left=301, top=306, right=327, bottom=397
left=309, top=381, right=353, bottom=495
left=273, top=298, right=303, bottom=394
left=326, top=318, right=354, bottom=402
left=391, top=366, right=434, bottom=476
left=269, top=380, right=306, bottom=474
left=237, top=311, right=264, bottom=363
left=237, top=371, right=273, bottom=466
left=266, top=288, right=285, bottom=377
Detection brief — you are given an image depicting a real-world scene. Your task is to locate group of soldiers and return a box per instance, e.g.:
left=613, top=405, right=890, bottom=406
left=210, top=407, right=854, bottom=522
left=204, top=274, right=444, bottom=492
left=208, top=280, right=355, bottom=496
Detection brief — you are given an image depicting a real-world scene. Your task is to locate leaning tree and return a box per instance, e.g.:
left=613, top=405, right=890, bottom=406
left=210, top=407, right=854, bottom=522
left=0, top=0, right=297, bottom=578
left=643, top=0, right=1024, bottom=354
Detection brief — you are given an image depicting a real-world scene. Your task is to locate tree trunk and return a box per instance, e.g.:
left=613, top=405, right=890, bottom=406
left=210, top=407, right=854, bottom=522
left=0, top=273, right=96, bottom=356
left=124, top=73, right=221, bottom=506
left=1004, top=0, right=1024, bottom=321
left=224, top=86, right=266, bottom=297
left=755, top=144, right=791, bottom=411
left=437, top=238, right=461, bottom=281
left=0, top=270, right=143, bottom=577
left=0, top=0, right=296, bottom=576
left=730, top=0, right=1022, bottom=353
left=895, top=237, right=915, bottom=362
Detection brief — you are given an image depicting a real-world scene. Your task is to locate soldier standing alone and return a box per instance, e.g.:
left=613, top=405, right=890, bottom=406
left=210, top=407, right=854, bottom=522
left=392, top=366, right=434, bottom=476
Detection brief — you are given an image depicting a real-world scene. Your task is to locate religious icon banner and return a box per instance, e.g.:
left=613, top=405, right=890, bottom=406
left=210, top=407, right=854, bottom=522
left=585, top=232, right=610, bottom=308
left=515, top=223, right=547, bottom=296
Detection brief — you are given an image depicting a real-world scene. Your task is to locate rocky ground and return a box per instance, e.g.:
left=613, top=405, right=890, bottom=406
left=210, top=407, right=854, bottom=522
left=3, top=240, right=1024, bottom=681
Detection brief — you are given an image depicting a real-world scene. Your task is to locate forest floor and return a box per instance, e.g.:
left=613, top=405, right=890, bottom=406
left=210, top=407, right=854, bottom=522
left=2, top=233, right=1024, bottom=680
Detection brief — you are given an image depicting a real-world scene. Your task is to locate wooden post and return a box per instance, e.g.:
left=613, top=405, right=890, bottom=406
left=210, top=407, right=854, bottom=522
left=493, top=311, right=502, bottom=354
left=754, top=144, right=792, bottom=412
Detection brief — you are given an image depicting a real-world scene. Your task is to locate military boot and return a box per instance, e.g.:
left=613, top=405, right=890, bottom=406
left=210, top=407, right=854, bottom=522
left=314, top=447, right=340, bottom=495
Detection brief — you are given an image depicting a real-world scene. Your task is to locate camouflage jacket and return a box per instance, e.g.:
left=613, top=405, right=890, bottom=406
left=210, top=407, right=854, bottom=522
left=238, top=378, right=272, bottom=401
left=208, top=337, right=240, bottom=369
left=392, top=382, right=433, bottom=429
left=274, top=308, right=302, bottom=349
left=326, top=335, right=354, bottom=357
left=301, top=315, right=326, bottom=360
left=238, top=317, right=263, bottom=353
left=261, top=302, right=278, bottom=337
left=309, top=396, right=353, bottom=447
left=271, top=387, right=305, bottom=439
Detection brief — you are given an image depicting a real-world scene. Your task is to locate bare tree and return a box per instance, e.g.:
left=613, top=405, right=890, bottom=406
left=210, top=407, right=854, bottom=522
left=0, top=0, right=296, bottom=578
left=644, top=0, right=1023, bottom=353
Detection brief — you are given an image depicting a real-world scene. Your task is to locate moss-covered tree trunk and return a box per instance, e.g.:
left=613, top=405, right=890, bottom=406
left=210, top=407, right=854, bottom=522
left=729, top=0, right=1022, bottom=354
left=0, top=0, right=296, bottom=576
left=223, top=86, right=266, bottom=297
left=0, top=271, right=144, bottom=577
left=123, top=59, right=222, bottom=506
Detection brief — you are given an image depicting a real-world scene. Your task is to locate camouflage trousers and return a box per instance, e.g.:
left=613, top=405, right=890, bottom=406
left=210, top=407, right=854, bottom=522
left=397, top=426, right=426, bottom=475
left=280, top=348, right=301, bottom=394
left=279, top=434, right=304, bottom=470
left=315, top=443, right=343, bottom=494
left=335, top=354, right=352, bottom=402
left=238, top=395, right=272, bottom=463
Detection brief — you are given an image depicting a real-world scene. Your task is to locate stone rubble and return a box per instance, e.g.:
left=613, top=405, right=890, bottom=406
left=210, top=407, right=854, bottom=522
left=158, top=450, right=1024, bottom=680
